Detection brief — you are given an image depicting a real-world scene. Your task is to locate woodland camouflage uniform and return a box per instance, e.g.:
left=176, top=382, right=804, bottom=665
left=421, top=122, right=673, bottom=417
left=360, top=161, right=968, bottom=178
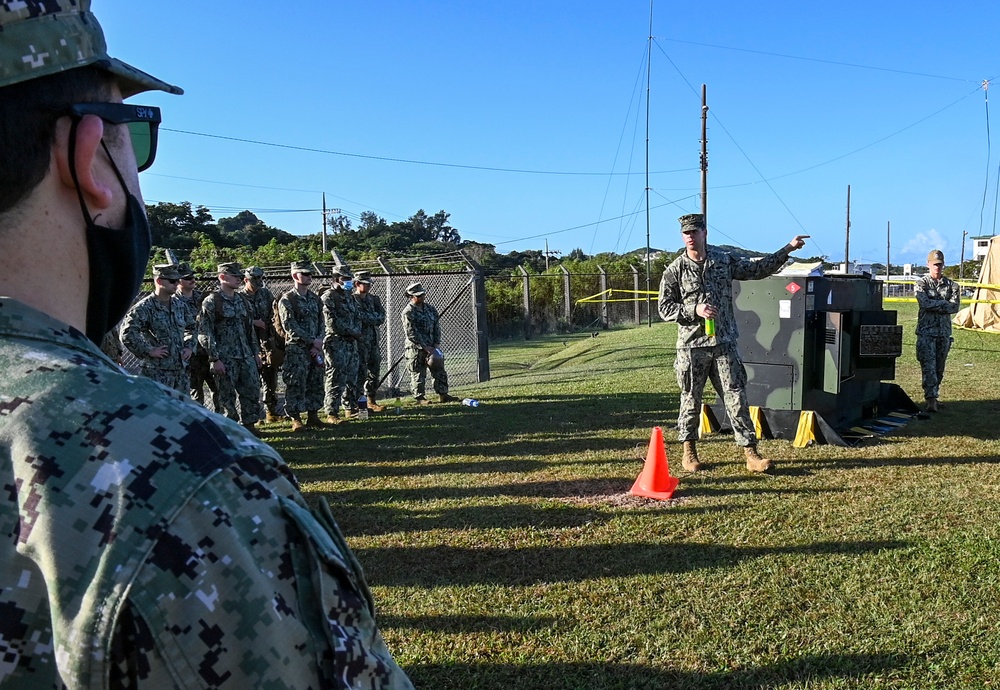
left=914, top=258, right=961, bottom=403
left=321, top=278, right=362, bottom=416
left=239, top=268, right=279, bottom=417
left=120, top=266, right=193, bottom=393
left=198, top=264, right=262, bottom=425
left=401, top=283, right=450, bottom=399
left=354, top=272, right=387, bottom=402
left=659, top=233, right=793, bottom=447
left=279, top=279, right=325, bottom=417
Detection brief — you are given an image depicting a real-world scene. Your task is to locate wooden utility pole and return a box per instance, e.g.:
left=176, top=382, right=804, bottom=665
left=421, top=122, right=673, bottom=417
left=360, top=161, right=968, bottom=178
left=886, top=221, right=891, bottom=297
left=700, top=84, right=708, bottom=222
left=322, top=193, right=328, bottom=254
left=844, top=185, right=851, bottom=273
left=961, top=231, right=968, bottom=281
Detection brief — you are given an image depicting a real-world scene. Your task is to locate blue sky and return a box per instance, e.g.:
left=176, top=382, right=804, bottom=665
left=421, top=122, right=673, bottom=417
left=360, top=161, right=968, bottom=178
left=101, top=1, right=999, bottom=267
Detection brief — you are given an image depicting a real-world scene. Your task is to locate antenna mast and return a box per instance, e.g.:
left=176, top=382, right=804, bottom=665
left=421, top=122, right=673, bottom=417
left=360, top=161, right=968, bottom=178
left=700, top=84, right=708, bottom=223
left=644, top=0, right=653, bottom=326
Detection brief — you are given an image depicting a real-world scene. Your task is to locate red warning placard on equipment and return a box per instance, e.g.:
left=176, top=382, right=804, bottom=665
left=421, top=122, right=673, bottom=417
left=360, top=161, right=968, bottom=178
left=786, top=283, right=801, bottom=294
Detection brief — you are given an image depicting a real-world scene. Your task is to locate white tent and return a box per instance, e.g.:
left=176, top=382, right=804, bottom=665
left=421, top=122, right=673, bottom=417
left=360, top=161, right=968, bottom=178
left=954, top=236, right=1000, bottom=332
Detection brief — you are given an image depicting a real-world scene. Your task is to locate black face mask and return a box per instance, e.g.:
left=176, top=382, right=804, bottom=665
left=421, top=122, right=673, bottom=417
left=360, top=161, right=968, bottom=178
left=69, top=123, right=152, bottom=344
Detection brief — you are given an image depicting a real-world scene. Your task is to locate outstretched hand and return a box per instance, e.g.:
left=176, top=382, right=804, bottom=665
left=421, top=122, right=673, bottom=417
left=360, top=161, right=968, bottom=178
left=789, top=235, right=810, bottom=250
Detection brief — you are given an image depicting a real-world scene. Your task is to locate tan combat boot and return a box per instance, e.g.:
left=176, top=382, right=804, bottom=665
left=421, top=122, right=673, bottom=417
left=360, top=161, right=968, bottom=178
left=367, top=398, right=385, bottom=413
left=265, top=411, right=281, bottom=423
left=744, top=446, right=773, bottom=473
left=925, top=398, right=938, bottom=413
left=289, top=415, right=305, bottom=433
left=682, top=440, right=702, bottom=472
left=325, top=414, right=342, bottom=425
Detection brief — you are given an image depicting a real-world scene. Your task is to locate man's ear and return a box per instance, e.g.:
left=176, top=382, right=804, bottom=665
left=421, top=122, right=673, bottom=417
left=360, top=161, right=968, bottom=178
left=53, top=115, right=115, bottom=211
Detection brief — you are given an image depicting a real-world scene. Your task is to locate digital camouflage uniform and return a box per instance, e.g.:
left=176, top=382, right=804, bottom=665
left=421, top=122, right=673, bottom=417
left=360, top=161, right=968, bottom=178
left=402, top=300, right=450, bottom=399
left=120, top=292, right=193, bottom=392
left=914, top=273, right=961, bottom=401
left=0, top=298, right=414, bottom=689
left=321, top=286, right=362, bottom=415
left=199, top=291, right=262, bottom=425
left=659, top=243, right=793, bottom=446
left=176, top=287, right=219, bottom=410
left=279, top=288, right=325, bottom=416
left=354, top=288, right=386, bottom=401
left=239, top=282, right=279, bottom=416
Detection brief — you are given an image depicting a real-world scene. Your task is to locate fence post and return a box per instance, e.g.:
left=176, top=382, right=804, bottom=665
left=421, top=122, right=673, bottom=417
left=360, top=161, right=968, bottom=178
left=560, top=265, right=571, bottom=325
left=631, top=264, right=641, bottom=325
left=472, top=267, right=491, bottom=381
left=598, top=265, right=608, bottom=329
left=517, top=265, right=532, bottom=339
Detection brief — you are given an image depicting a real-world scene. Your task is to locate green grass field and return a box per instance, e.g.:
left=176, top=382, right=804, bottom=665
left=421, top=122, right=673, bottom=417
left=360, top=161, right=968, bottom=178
left=265, top=302, right=1000, bottom=689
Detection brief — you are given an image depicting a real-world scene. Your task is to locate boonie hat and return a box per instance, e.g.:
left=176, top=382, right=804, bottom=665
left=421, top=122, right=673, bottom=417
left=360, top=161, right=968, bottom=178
left=678, top=213, right=706, bottom=233
left=153, top=264, right=181, bottom=280
left=217, top=262, right=243, bottom=277
left=354, top=270, right=373, bottom=285
left=405, top=282, right=427, bottom=297
left=0, top=0, right=183, bottom=96
left=927, top=249, right=945, bottom=265
left=291, top=260, right=313, bottom=275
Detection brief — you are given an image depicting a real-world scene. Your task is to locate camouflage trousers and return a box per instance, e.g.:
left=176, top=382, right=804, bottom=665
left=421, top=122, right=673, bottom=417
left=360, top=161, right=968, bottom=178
left=213, top=355, right=262, bottom=425
left=189, top=352, right=220, bottom=412
left=260, top=357, right=279, bottom=415
left=282, top=344, right=325, bottom=416
left=674, top=342, right=756, bottom=446
left=324, top=337, right=359, bottom=415
left=916, top=333, right=951, bottom=400
left=140, top=365, right=189, bottom=394
left=357, top=336, right=382, bottom=401
left=407, top=347, right=449, bottom=399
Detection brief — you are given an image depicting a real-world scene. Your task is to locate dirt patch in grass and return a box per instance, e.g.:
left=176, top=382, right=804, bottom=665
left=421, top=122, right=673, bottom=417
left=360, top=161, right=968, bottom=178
left=550, top=478, right=692, bottom=508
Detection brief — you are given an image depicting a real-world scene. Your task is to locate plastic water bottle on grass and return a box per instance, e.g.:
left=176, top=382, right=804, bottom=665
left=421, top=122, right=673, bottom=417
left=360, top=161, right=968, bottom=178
left=462, top=398, right=480, bottom=407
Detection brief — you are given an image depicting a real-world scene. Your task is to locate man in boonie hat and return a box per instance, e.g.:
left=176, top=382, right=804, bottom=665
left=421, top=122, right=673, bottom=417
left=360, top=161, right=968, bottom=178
left=0, top=4, right=412, bottom=685
left=120, top=263, right=193, bottom=392
left=352, top=271, right=388, bottom=411
left=401, top=282, right=458, bottom=404
left=279, top=259, right=326, bottom=430
left=914, top=248, right=961, bottom=413
left=239, top=265, right=280, bottom=421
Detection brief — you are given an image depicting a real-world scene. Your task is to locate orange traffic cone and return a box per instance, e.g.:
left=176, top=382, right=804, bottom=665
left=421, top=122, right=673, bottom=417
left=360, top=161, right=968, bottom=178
left=630, top=426, right=679, bottom=500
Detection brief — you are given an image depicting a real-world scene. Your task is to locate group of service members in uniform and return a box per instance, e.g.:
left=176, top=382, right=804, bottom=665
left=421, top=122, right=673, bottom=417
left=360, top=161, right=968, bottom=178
left=112, top=260, right=458, bottom=436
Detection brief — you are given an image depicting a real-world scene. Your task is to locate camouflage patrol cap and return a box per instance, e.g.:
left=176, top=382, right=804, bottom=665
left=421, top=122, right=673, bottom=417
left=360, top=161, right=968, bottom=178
left=244, top=265, right=264, bottom=278
left=405, top=282, right=427, bottom=296
left=678, top=214, right=706, bottom=233
left=217, top=261, right=243, bottom=277
left=153, top=263, right=181, bottom=280
left=291, top=260, right=313, bottom=275
left=331, top=265, right=354, bottom=279
left=0, top=0, right=183, bottom=97
left=176, top=262, right=195, bottom=278
left=354, top=270, right=373, bottom=285
left=927, top=249, right=945, bottom=265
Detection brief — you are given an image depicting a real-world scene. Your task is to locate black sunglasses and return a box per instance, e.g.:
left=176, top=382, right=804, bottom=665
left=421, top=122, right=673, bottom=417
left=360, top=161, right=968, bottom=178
left=160, top=277, right=179, bottom=284
left=67, top=103, right=161, bottom=172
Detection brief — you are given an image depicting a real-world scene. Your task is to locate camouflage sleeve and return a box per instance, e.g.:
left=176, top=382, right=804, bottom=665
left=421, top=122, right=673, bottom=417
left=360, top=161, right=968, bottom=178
left=915, top=276, right=955, bottom=313
left=401, top=306, right=421, bottom=347
left=121, top=300, right=155, bottom=359
left=730, top=245, right=793, bottom=281
left=370, top=295, right=386, bottom=327
left=657, top=264, right=697, bottom=325
left=198, top=295, right=220, bottom=361
left=279, top=295, right=312, bottom=346
left=431, top=306, right=441, bottom=346
left=946, top=279, right=962, bottom=314
left=119, top=455, right=414, bottom=689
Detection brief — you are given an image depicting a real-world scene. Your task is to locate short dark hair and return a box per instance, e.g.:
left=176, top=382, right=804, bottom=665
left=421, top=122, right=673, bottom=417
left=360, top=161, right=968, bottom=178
left=0, top=66, right=114, bottom=215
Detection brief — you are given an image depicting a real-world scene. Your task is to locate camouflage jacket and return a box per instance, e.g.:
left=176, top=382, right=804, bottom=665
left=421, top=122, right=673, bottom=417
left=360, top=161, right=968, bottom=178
left=353, top=290, right=386, bottom=348
left=120, top=292, right=193, bottom=370
left=278, top=288, right=322, bottom=349
left=238, top=284, right=276, bottom=351
left=914, top=274, right=961, bottom=337
left=198, top=290, right=258, bottom=363
left=401, top=301, right=441, bottom=351
left=175, top=288, right=206, bottom=355
left=658, top=243, right=793, bottom=348
left=322, top=286, right=362, bottom=346
left=0, top=297, right=413, bottom=689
